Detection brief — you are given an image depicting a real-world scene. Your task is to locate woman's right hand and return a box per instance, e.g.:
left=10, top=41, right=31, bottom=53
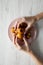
left=17, top=37, right=43, bottom=65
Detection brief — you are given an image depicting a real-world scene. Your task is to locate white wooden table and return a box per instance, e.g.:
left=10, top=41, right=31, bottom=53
left=0, top=0, right=43, bottom=65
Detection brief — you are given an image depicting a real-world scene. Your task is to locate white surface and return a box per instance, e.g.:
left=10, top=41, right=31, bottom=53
left=0, top=0, right=43, bottom=65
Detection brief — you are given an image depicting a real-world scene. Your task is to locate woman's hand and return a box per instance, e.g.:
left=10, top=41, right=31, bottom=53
left=17, top=38, right=43, bottom=65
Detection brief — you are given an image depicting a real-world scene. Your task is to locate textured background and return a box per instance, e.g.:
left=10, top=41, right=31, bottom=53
left=0, top=0, right=43, bottom=65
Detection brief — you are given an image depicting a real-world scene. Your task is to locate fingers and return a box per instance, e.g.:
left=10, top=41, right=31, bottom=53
left=25, top=19, right=34, bottom=32
left=13, top=34, right=30, bottom=52
left=15, top=37, right=22, bottom=50
left=13, top=35, right=22, bottom=50
left=23, top=37, right=30, bottom=51
left=17, top=18, right=25, bottom=28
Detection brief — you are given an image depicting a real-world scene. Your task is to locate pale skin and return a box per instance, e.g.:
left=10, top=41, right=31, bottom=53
left=15, top=37, right=43, bottom=65
left=13, top=12, right=43, bottom=65
left=21, top=37, right=43, bottom=65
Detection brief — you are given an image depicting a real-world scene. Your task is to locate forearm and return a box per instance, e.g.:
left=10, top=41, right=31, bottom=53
left=25, top=12, right=43, bottom=21
left=34, top=12, right=43, bottom=21
left=28, top=51, right=43, bottom=65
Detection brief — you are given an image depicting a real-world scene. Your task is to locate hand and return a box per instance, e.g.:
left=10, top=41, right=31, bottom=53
left=15, top=38, right=43, bottom=65
left=14, top=36, right=32, bottom=54
left=13, top=12, right=43, bottom=54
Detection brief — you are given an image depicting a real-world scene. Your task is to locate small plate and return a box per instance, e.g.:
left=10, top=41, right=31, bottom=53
left=8, top=18, right=38, bottom=45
